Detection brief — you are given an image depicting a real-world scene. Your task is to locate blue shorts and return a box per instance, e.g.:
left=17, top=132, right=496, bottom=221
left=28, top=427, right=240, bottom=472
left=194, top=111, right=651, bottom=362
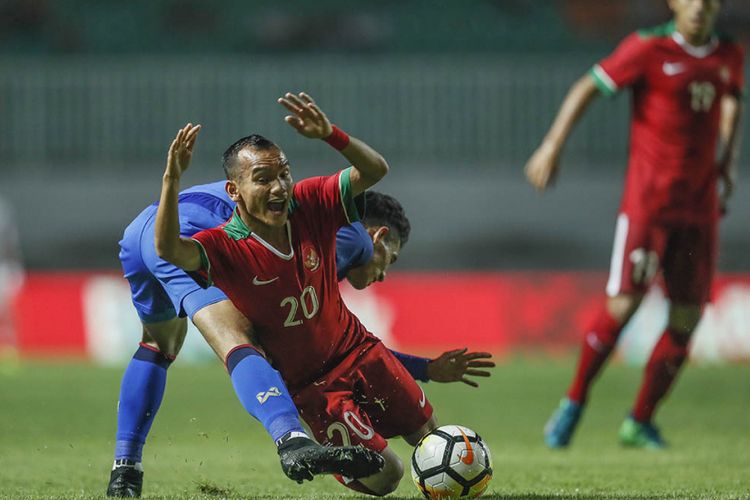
left=119, top=193, right=234, bottom=324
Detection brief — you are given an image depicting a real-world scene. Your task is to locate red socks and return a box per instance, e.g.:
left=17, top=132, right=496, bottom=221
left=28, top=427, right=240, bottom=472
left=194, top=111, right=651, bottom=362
left=566, top=303, right=693, bottom=423
left=567, top=306, right=623, bottom=404
left=632, top=328, right=690, bottom=422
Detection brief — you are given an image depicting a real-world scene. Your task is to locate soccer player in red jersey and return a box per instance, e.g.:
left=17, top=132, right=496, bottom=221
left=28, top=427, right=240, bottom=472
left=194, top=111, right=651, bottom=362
left=525, top=0, right=743, bottom=448
left=155, top=93, right=438, bottom=495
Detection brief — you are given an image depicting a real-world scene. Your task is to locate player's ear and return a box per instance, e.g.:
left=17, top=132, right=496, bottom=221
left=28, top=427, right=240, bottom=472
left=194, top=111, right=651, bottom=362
left=225, top=180, right=240, bottom=202
left=371, top=226, right=390, bottom=244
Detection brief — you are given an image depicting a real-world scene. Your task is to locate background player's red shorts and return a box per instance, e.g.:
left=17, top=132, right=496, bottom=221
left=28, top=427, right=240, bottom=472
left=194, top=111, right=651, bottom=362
left=605, top=213, right=717, bottom=304
left=292, top=339, right=434, bottom=452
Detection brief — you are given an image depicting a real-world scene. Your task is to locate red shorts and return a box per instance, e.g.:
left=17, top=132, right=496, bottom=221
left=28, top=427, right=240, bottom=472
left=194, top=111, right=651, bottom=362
left=292, top=340, right=434, bottom=452
left=605, top=213, right=717, bottom=304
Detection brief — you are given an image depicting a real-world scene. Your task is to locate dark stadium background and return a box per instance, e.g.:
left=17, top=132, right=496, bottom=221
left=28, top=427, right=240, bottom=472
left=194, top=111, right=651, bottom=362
left=1, top=0, right=748, bottom=271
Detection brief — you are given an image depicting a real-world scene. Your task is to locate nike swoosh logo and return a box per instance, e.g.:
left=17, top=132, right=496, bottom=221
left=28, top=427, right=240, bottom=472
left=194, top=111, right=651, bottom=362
left=458, top=428, right=475, bottom=465
left=418, top=388, right=426, bottom=408
left=663, top=62, right=685, bottom=76
left=252, top=276, right=279, bottom=285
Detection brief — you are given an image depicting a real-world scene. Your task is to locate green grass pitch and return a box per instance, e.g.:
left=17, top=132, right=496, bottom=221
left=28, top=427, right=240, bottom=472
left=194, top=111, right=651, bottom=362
left=1, top=356, right=749, bottom=499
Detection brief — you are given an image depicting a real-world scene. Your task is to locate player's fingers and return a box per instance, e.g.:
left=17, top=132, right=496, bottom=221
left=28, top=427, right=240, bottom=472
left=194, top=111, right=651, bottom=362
left=181, top=123, right=193, bottom=140
left=464, top=369, right=491, bottom=377
left=278, top=97, right=303, bottom=115
left=464, top=352, right=492, bottom=360
left=283, top=93, right=309, bottom=116
left=185, top=125, right=201, bottom=145
left=467, top=360, right=496, bottom=368
left=284, top=115, right=305, bottom=131
left=461, top=378, right=479, bottom=388
left=296, top=93, right=324, bottom=119
left=305, top=102, right=324, bottom=121
left=526, top=168, right=541, bottom=189
left=301, top=97, right=324, bottom=116
left=286, top=92, right=307, bottom=109
left=528, top=162, right=551, bottom=191
left=450, top=347, right=469, bottom=357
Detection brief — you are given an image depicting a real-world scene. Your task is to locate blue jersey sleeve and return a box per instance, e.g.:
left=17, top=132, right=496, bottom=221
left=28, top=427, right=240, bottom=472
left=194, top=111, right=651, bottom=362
left=335, top=222, right=374, bottom=281
left=390, top=350, right=430, bottom=382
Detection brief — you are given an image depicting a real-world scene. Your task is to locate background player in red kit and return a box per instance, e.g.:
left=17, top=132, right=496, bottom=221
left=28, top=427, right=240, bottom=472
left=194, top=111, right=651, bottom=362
left=155, top=92, right=437, bottom=495
left=525, top=0, right=743, bottom=449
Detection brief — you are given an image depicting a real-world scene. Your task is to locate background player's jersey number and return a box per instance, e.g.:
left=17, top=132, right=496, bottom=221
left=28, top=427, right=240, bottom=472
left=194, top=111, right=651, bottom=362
left=689, top=81, right=715, bottom=112
left=280, top=286, right=320, bottom=327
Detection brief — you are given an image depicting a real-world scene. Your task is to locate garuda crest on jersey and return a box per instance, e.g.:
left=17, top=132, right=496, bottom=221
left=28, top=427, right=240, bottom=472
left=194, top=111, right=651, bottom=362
left=303, top=246, right=320, bottom=272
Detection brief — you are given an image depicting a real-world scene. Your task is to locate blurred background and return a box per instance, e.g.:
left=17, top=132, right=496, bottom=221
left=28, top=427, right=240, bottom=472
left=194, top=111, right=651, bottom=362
left=1, top=0, right=749, bottom=363
left=2, top=4, right=750, bottom=497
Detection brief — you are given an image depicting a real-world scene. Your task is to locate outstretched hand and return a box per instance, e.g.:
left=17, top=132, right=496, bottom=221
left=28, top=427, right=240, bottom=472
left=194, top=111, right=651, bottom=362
left=165, top=123, right=201, bottom=180
left=426, top=348, right=495, bottom=387
left=278, top=92, right=333, bottom=139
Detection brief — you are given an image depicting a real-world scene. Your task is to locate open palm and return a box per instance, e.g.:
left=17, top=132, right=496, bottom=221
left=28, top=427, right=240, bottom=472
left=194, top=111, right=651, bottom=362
left=165, top=123, right=201, bottom=179
left=278, top=92, right=332, bottom=139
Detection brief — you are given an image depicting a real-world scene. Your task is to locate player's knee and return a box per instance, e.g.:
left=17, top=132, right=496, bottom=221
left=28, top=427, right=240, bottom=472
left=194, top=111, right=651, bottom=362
left=606, top=293, right=643, bottom=324
left=404, top=416, right=438, bottom=447
left=668, top=304, right=703, bottom=336
left=359, top=450, right=403, bottom=496
left=142, top=320, right=188, bottom=358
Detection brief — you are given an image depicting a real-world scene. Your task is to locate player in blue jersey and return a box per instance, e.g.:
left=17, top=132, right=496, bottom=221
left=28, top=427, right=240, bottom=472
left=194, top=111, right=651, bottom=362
left=109, top=183, right=493, bottom=497
left=336, top=191, right=495, bottom=387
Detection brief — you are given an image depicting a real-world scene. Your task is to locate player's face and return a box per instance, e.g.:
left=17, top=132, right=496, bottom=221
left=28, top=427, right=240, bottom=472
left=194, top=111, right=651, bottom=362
left=228, top=146, right=294, bottom=229
left=345, top=227, right=401, bottom=290
left=669, top=0, right=721, bottom=44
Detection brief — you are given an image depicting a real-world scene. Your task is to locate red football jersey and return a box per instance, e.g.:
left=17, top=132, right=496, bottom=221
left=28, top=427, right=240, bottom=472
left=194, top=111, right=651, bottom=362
left=191, top=168, right=376, bottom=390
left=590, top=22, right=744, bottom=223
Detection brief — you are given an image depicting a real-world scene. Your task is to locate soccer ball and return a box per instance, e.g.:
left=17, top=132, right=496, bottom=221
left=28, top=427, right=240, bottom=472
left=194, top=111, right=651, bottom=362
left=411, top=425, right=493, bottom=499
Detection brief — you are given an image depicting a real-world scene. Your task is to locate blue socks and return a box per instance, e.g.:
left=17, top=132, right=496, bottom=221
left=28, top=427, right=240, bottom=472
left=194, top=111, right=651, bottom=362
left=226, top=345, right=306, bottom=443
left=114, top=343, right=305, bottom=466
left=114, top=344, right=173, bottom=463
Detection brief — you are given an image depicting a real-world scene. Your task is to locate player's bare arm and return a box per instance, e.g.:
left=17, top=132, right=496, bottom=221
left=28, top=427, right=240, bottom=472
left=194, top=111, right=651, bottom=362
left=717, top=95, right=742, bottom=212
left=278, top=92, right=389, bottom=196
left=154, top=123, right=203, bottom=271
left=426, top=348, right=495, bottom=388
left=524, top=74, right=599, bottom=191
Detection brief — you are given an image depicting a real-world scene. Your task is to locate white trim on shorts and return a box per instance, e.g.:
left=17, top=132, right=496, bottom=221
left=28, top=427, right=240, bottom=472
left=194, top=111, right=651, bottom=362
left=606, top=213, right=629, bottom=297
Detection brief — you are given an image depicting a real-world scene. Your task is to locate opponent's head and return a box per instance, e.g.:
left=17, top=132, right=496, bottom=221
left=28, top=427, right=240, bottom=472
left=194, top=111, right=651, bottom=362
left=668, top=0, right=721, bottom=45
left=222, top=134, right=293, bottom=229
left=345, top=191, right=411, bottom=290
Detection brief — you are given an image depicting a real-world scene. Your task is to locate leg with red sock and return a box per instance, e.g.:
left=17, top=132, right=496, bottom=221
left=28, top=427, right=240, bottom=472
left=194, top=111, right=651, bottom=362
left=620, top=325, right=693, bottom=449
left=567, top=306, right=625, bottom=404
left=545, top=302, right=630, bottom=448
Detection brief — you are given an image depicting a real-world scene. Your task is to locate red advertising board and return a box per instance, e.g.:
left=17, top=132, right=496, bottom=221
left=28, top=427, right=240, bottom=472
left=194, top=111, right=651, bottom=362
left=7, top=271, right=750, bottom=363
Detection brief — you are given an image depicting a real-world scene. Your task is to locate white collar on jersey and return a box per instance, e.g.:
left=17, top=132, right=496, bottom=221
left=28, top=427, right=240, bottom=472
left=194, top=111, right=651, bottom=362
left=250, top=221, right=294, bottom=260
left=672, top=31, right=719, bottom=59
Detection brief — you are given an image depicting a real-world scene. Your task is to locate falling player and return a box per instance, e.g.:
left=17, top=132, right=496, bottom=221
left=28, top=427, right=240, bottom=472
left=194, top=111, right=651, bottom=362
left=110, top=181, right=492, bottom=496
left=153, top=92, right=469, bottom=495
left=525, top=0, right=743, bottom=448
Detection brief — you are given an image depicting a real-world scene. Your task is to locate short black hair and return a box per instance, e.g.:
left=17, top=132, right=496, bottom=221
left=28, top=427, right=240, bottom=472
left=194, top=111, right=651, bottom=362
left=362, top=191, right=411, bottom=247
left=221, top=134, right=278, bottom=180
